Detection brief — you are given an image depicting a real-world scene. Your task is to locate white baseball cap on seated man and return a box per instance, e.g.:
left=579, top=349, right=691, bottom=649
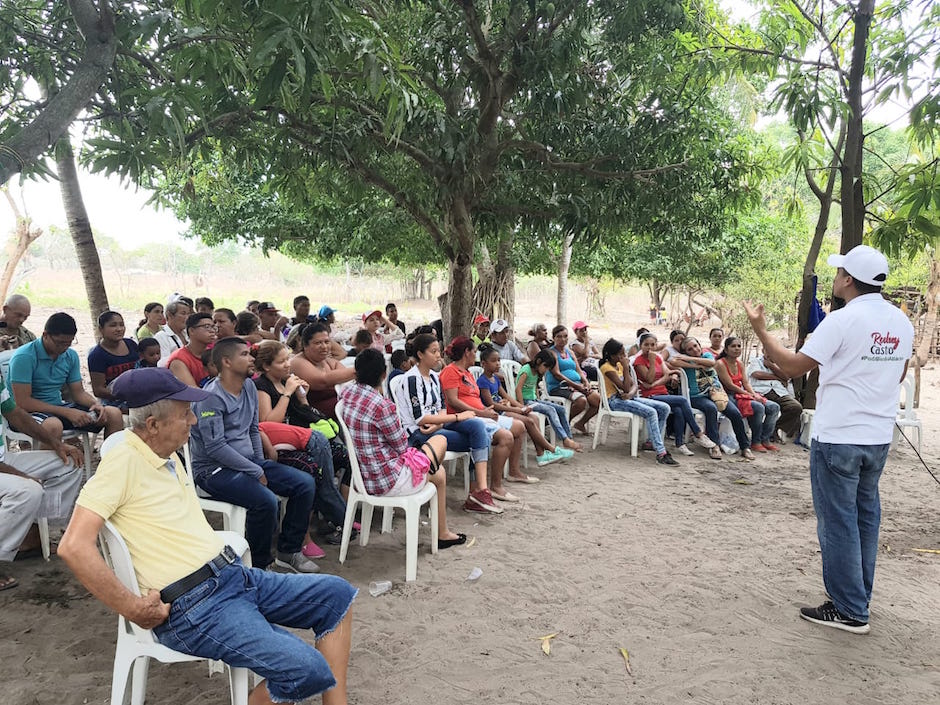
left=827, top=245, right=889, bottom=286
left=491, top=319, right=510, bottom=333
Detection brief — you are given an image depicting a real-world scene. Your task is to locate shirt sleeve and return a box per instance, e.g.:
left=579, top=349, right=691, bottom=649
left=439, top=365, right=459, bottom=391
left=799, top=315, right=843, bottom=366
left=75, top=455, right=133, bottom=520
left=87, top=346, right=107, bottom=374
left=192, top=399, right=263, bottom=478
left=8, top=346, right=36, bottom=385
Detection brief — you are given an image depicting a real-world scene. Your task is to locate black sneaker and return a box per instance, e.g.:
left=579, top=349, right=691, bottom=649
left=641, top=440, right=655, bottom=452
left=799, top=601, right=870, bottom=634
left=656, top=452, right=679, bottom=466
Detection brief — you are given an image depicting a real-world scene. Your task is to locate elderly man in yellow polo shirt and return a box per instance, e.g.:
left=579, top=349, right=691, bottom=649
left=58, top=368, right=356, bottom=705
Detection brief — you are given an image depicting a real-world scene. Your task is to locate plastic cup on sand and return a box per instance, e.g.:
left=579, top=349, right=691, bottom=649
left=369, top=580, right=392, bottom=597
left=466, top=567, right=483, bottom=582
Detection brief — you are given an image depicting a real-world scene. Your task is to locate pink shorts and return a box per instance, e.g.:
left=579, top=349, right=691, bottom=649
left=383, top=464, right=429, bottom=497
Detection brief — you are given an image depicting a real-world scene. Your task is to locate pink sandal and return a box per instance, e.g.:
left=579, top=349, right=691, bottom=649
left=302, top=541, right=326, bottom=559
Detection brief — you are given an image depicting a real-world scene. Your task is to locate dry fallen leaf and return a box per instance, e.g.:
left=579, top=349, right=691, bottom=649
left=466, top=536, right=476, bottom=548
left=537, top=632, right=558, bottom=656
left=619, top=647, right=633, bottom=677
left=733, top=478, right=754, bottom=485
left=912, top=548, right=940, bottom=555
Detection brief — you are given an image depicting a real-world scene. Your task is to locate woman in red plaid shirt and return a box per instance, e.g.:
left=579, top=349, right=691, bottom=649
left=338, top=349, right=467, bottom=549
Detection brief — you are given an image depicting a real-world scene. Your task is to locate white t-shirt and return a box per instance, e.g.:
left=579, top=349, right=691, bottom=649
left=391, top=367, right=444, bottom=435
left=800, top=293, right=913, bottom=444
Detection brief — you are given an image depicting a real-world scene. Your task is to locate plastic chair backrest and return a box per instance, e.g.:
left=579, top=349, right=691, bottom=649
left=0, top=349, right=14, bottom=391
left=334, top=400, right=372, bottom=498
left=468, top=365, right=483, bottom=380
left=99, top=520, right=157, bottom=643
left=899, top=374, right=916, bottom=419
left=499, top=359, right=521, bottom=392
left=100, top=429, right=129, bottom=457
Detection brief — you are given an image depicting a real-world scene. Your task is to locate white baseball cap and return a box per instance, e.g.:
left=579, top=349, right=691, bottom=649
left=827, top=245, right=889, bottom=286
left=491, top=319, right=510, bottom=333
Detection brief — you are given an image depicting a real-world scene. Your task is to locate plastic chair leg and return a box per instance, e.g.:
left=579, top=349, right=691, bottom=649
left=429, top=490, right=439, bottom=556
left=358, top=504, right=374, bottom=546
left=130, top=655, right=150, bottom=705
left=381, top=507, right=394, bottom=533
left=592, top=412, right=605, bottom=450
left=38, top=517, right=51, bottom=561
left=405, top=507, right=419, bottom=582
left=630, top=418, right=640, bottom=457
left=109, top=645, right=135, bottom=705
left=338, top=498, right=359, bottom=564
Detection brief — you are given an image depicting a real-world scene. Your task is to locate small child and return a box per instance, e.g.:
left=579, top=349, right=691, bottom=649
left=200, top=347, right=219, bottom=385
left=135, top=337, right=161, bottom=368
left=347, top=329, right=373, bottom=357
left=386, top=349, right=412, bottom=395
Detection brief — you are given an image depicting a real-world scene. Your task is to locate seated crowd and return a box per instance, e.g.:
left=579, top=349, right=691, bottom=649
left=0, top=290, right=804, bottom=703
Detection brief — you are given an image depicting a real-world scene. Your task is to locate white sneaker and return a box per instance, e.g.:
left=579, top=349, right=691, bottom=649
left=676, top=444, right=695, bottom=456
left=693, top=434, right=716, bottom=449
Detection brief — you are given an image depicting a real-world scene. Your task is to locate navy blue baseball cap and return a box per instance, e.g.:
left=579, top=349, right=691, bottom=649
left=111, top=368, right=209, bottom=408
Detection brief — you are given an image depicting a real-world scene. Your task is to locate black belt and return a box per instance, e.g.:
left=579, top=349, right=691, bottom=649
left=160, top=545, right=239, bottom=604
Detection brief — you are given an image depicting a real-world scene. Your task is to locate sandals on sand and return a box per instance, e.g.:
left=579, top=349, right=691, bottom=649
left=0, top=574, right=18, bottom=591
left=506, top=475, right=540, bottom=484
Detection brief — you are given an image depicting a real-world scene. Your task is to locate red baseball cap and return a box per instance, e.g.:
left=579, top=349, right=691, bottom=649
left=473, top=314, right=490, bottom=326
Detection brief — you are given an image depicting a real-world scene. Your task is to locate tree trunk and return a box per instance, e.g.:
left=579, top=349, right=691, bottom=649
left=446, top=254, right=473, bottom=342
left=55, top=139, right=109, bottom=331
left=556, top=232, right=575, bottom=326
left=0, top=0, right=117, bottom=185
left=0, top=187, right=43, bottom=304
left=840, top=0, right=874, bottom=253
left=473, top=234, right=516, bottom=326
left=915, top=249, right=940, bottom=367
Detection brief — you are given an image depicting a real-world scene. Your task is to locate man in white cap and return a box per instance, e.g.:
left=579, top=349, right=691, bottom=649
left=489, top=319, right=527, bottom=364
left=744, top=245, right=913, bottom=634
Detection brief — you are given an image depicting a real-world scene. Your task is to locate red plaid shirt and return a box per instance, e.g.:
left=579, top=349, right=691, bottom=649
left=338, top=382, right=409, bottom=495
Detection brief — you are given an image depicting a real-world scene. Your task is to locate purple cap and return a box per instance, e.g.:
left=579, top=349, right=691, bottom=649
left=110, top=368, right=210, bottom=408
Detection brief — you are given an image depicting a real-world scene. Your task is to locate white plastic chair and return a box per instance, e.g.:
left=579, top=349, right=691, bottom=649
left=100, top=431, right=247, bottom=536
left=335, top=400, right=438, bottom=582
left=893, top=373, right=922, bottom=452
left=592, top=384, right=643, bottom=456
left=99, top=521, right=251, bottom=705
left=678, top=368, right=734, bottom=445
left=799, top=409, right=815, bottom=447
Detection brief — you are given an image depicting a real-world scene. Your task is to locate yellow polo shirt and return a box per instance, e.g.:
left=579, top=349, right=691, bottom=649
left=77, top=432, right=223, bottom=592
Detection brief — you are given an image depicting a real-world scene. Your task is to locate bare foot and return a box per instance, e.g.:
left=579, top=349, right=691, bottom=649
left=564, top=438, right=584, bottom=452
left=573, top=423, right=589, bottom=436
left=0, top=574, right=18, bottom=591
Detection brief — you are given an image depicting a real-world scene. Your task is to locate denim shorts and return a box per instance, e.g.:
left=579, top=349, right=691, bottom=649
left=153, top=560, right=357, bottom=702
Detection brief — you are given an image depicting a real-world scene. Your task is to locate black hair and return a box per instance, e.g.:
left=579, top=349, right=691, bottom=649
left=354, top=347, right=386, bottom=388
left=601, top=338, right=625, bottom=366
left=139, top=302, right=162, bottom=327
left=137, top=337, right=160, bottom=352
left=709, top=327, right=723, bottom=338
left=300, top=322, right=330, bottom=347
left=390, top=349, right=408, bottom=370
left=551, top=325, right=567, bottom=338
left=214, top=307, right=236, bottom=323
left=186, top=312, right=213, bottom=331
left=211, top=336, right=248, bottom=369
left=45, top=312, right=77, bottom=336
left=293, top=295, right=310, bottom=307
left=635, top=327, right=649, bottom=338
left=234, top=311, right=260, bottom=335
left=638, top=332, right=657, bottom=346
left=97, top=310, right=122, bottom=328
left=669, top=329, right=685, bottom=343
left=413, top=324, right=434, bottom=337
left=385, top=302, right=397, bottom=312
left=852, top=279, right=883, bottom=295
left=194, top=297, right=214, bottom=310
left=532, top=349, right=555, bottom=372
left=353, top=329, right=373, bottom=346
left=717, top=336, right=740, bottom=361
left=411, top=333, right=438, bottom=359
left=478, top=343, right=499, bottom=362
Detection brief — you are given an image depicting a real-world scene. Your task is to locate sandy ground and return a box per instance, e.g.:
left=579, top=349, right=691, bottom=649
left=2, top=307, right=939, bottom=704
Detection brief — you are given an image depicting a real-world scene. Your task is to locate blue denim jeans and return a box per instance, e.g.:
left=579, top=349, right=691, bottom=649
left=409, top=417, right=490, bottom=464
left=608, top=395, right=669, bottom=454
left=746, top=398, right=781, bottom=445
left=527, top=400, right=572, bottom=441
left=692, top=395, right=750, bottom=449
left=810, top=441, right=890, bottom=622
left=650, top=394, right=701, bottom=447
left=197, top=460, right=316, bottom=568
left=153, top=560, right=356, bottom=702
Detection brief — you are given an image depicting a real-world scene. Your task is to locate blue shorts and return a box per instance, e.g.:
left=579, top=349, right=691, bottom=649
left=153, top=560, right=357, bottom=702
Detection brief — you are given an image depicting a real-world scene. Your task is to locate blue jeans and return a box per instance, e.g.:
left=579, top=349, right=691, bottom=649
left=153, top=560, right=356, bottom=702
left=650, top=394, right=701, bottom=447
left=608, top=395, right=669, bottom=454
left=197, top=460, right=316, bottom=568
left=746, top=399, right=781, bottom=445
left=409, top=417, right=490, bottom=464
left=527, top=400, right=572, bottom=440
left=691, top=395, right=750, bottom=449
left=810, top=441, right=890, bottom=622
